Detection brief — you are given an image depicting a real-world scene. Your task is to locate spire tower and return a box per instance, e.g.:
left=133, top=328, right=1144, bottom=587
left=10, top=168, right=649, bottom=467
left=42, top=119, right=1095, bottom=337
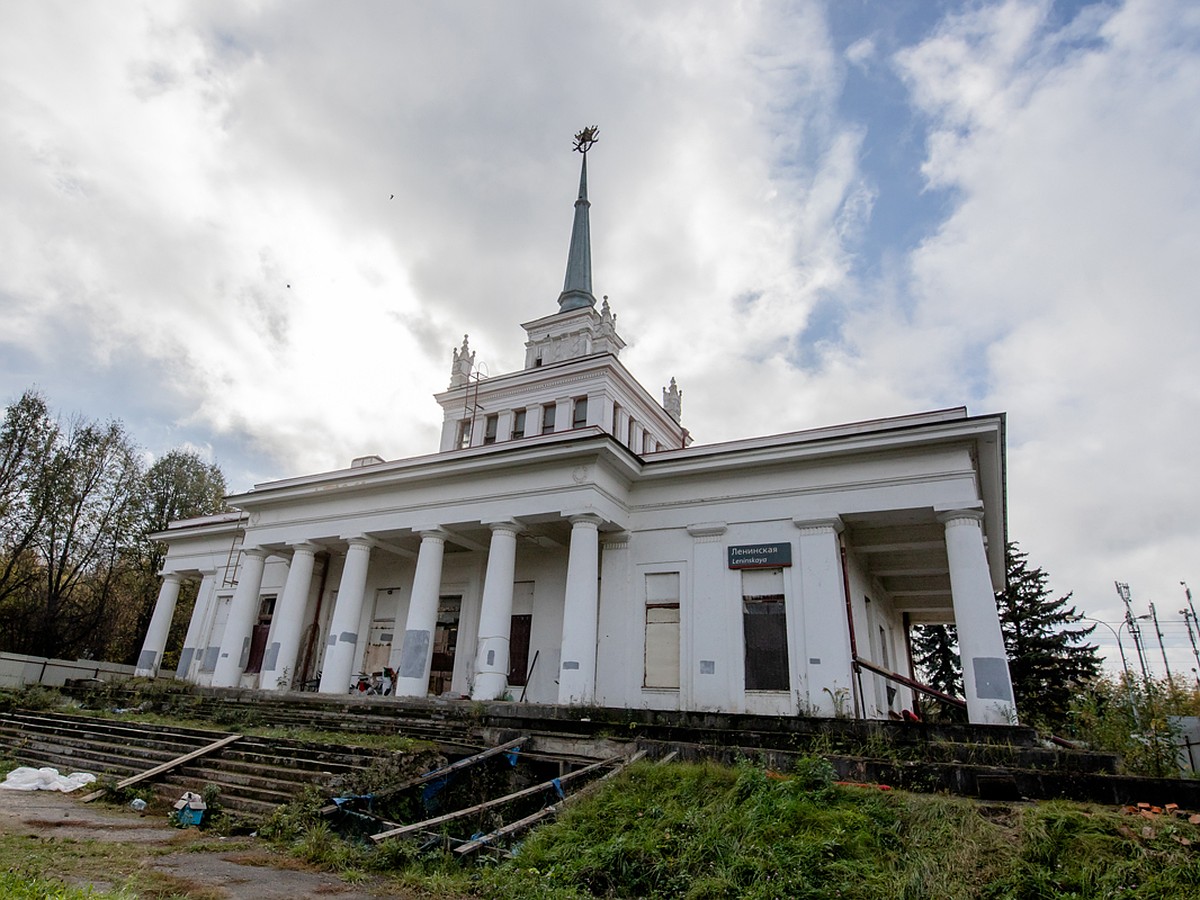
left=557, top=126, right=599, bottom=312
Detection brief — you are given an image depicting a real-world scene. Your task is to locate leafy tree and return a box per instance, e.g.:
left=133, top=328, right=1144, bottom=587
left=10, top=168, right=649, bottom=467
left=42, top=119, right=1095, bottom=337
left=999, top=542, right=1101, bottom=731
left=116, top=450, right=229, bottom=665
left=0, top=391, right=230, bottom=663
left=0, top=391, right=57, bottom=607
left=27, top=416, right=143, bottom=658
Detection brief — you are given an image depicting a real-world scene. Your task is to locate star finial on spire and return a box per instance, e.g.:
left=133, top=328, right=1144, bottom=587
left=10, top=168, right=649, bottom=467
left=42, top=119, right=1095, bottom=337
left=573, top=125, right=599, bottom=155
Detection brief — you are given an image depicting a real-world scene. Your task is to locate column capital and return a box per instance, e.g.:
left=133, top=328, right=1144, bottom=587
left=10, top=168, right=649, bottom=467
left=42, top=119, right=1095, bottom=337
left=414, top=526, right=451, bottom=541
left=242, top=546, right=270, bottom=560
left=937, top=508, right=985, bottom=528
left=288, top=541, right=322, bottom=554
left=793, top=515, right=844, bottom=535
left=567, top=513, right=603, bottom=529
left=485, top=519, right=524, bottom=536
left=343, top=535, right=376, bottom=550
left=601, top=530, right=632, bottom=548
left=159, top=571, right=185, bottom=585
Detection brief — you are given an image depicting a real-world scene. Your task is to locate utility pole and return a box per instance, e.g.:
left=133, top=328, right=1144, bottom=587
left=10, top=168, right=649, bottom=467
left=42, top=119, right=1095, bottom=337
left=1149, top=601, right=1173, bottom=682
left=1182, top=582, right=1200, bottom=687
left=1116, top=582, right=1150, bottom=680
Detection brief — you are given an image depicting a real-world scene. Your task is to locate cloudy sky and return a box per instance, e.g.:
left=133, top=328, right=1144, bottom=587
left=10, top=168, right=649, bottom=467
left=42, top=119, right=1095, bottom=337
left=3, top=0, right=1198, bottom=676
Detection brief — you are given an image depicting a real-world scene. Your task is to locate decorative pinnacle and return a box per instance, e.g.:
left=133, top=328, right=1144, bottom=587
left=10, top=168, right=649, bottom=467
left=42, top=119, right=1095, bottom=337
left=573, top=126, right=599, bottom=155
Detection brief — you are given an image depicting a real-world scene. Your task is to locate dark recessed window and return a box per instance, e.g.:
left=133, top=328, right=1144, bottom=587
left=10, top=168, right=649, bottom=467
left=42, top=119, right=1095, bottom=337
left=512, top=409, right=526, bottom=439
left=572, top=397, right=588, bottom=429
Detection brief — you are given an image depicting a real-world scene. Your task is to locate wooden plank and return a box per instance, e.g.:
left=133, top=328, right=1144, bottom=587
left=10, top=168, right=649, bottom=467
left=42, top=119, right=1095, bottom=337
left=80, top=733, right=243, bottom=802
left=371, top=753, right=624, bottom=843
left=454, top=750, right=646, bottom=856
left=320, top=736, right=527, bottom=815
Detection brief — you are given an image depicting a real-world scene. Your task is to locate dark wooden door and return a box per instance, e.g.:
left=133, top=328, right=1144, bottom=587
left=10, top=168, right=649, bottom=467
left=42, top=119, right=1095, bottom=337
left=508, top=614, right=532, bottom=686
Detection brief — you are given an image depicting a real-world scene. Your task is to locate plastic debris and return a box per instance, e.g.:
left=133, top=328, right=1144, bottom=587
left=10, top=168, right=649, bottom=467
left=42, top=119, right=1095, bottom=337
left=130, top=798, right=147, bottom=812
left=0, top=766, right=96, bottom=792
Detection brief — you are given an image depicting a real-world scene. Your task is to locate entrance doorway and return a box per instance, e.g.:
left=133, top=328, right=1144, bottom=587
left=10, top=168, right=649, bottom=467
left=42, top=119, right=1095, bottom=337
left=244, top=595, right=276, bottom=674
left=508, top=614, right=532, bottom=687
left=429, top=594, right=461, bottom=696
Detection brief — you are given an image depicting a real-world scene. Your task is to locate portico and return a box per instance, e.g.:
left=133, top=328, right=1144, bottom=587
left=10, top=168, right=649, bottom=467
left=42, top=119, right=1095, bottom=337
left=141, top=131, right=1016, bottom=726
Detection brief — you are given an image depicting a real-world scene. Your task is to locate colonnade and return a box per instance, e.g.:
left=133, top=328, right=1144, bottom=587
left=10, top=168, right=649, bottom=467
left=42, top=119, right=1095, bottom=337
left=137, top=514, right=608, bottom=706
left=135, top=508, right=1015, bottom=725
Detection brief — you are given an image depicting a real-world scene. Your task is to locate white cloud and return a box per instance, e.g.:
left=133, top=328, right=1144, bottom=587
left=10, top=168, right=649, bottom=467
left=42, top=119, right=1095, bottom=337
left=878, top=0, right=1200, bottom=672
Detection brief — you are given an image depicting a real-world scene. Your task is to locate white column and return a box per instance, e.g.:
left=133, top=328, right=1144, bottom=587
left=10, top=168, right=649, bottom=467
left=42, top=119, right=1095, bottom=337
left=589, top=393, right=611, bottom=429
left=940, top=510, right=1017, bottom=725
left=558, top=514, right=602, bottom=704
left=439, top=415, right=459, bottom=452
left=211, top=548, right=268, bottom=688
left=135, top=573, right=184, bottom=677
left=595, top=531, right=632, bottom=705
left=794, top=518, right=854, bottom=716
left=688, top=522, right=729, bottom=710
left=472, top=520, right=521, bottom=700
left=555, top=397, right=572, bottom=432
left=260, top=542, right=319, bottom=691
left=176, top=570, right=216, bottom=680
left=497, top=410, right=514, bottom=442
left=318, top=537, right=374, bottom=694
left=394, top=528, right=449, bottom=698
left=614, top=408, right=630, bottom=445
left=630, top=422, right=645, bottom=453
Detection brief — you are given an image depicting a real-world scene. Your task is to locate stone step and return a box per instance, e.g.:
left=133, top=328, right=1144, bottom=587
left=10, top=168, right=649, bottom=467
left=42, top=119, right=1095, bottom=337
left=0, top=709, right=429, bottom=820
left=640, top=739, right=1198, bottom=807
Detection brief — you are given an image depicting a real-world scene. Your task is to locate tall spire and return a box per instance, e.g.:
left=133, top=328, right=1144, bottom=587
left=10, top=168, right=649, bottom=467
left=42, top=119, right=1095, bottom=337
left=557, top=126, right=599, bottom=313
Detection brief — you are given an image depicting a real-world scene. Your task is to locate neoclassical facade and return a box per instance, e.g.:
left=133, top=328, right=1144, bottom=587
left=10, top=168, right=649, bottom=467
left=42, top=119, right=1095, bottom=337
left=138, top=143, right=1016, bottom=726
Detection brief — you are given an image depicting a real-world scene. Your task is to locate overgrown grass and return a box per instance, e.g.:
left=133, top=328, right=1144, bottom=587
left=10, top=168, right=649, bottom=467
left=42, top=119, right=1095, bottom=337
left=0, top=869, right=136, bottom=899
left=3, top=753, right=1199, bottom=899
left=0, top=831, right=225, bottom=900
left=242, top=755, right=1200, bottom=898
left=472, top=760, right=1200, bottom=900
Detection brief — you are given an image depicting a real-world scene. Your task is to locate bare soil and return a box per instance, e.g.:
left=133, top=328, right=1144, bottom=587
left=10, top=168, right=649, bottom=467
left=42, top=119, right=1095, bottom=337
left=0, top=787, right=421, bottom=898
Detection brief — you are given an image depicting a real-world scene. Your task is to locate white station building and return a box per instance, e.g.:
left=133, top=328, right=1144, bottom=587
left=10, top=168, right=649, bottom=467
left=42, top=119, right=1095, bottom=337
left=138, top=142, right=1017, bottom=726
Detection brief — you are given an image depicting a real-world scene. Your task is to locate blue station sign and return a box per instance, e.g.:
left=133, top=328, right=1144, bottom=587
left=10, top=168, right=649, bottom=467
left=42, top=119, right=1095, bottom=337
left=727, top=543, right=793, bottom=569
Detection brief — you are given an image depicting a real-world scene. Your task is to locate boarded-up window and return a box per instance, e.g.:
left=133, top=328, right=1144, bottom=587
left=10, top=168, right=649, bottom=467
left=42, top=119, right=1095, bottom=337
left=742, top=568, right=788, bottom=691
left=644, top=572, right=680, bottom=689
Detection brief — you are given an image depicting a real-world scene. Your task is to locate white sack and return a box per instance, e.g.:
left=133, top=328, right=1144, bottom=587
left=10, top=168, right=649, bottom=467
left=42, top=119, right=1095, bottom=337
left=1, top=766, right=97, bottom=792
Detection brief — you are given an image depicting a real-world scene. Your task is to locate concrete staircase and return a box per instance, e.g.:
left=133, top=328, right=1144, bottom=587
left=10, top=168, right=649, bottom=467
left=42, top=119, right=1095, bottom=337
left=0, top=709, right=437, bottom=818
left=16, top=685, right=1200, bottom=810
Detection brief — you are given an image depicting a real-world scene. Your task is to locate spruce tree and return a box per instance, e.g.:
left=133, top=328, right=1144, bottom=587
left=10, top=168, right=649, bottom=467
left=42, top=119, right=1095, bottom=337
left=912, top=623, right=963, bottom=699
left=998, top=542, right=1101, bottom=731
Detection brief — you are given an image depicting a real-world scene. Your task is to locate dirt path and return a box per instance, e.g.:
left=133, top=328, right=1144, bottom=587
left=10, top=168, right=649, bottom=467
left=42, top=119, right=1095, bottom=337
left=0, top=787, right=417, bottom=898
